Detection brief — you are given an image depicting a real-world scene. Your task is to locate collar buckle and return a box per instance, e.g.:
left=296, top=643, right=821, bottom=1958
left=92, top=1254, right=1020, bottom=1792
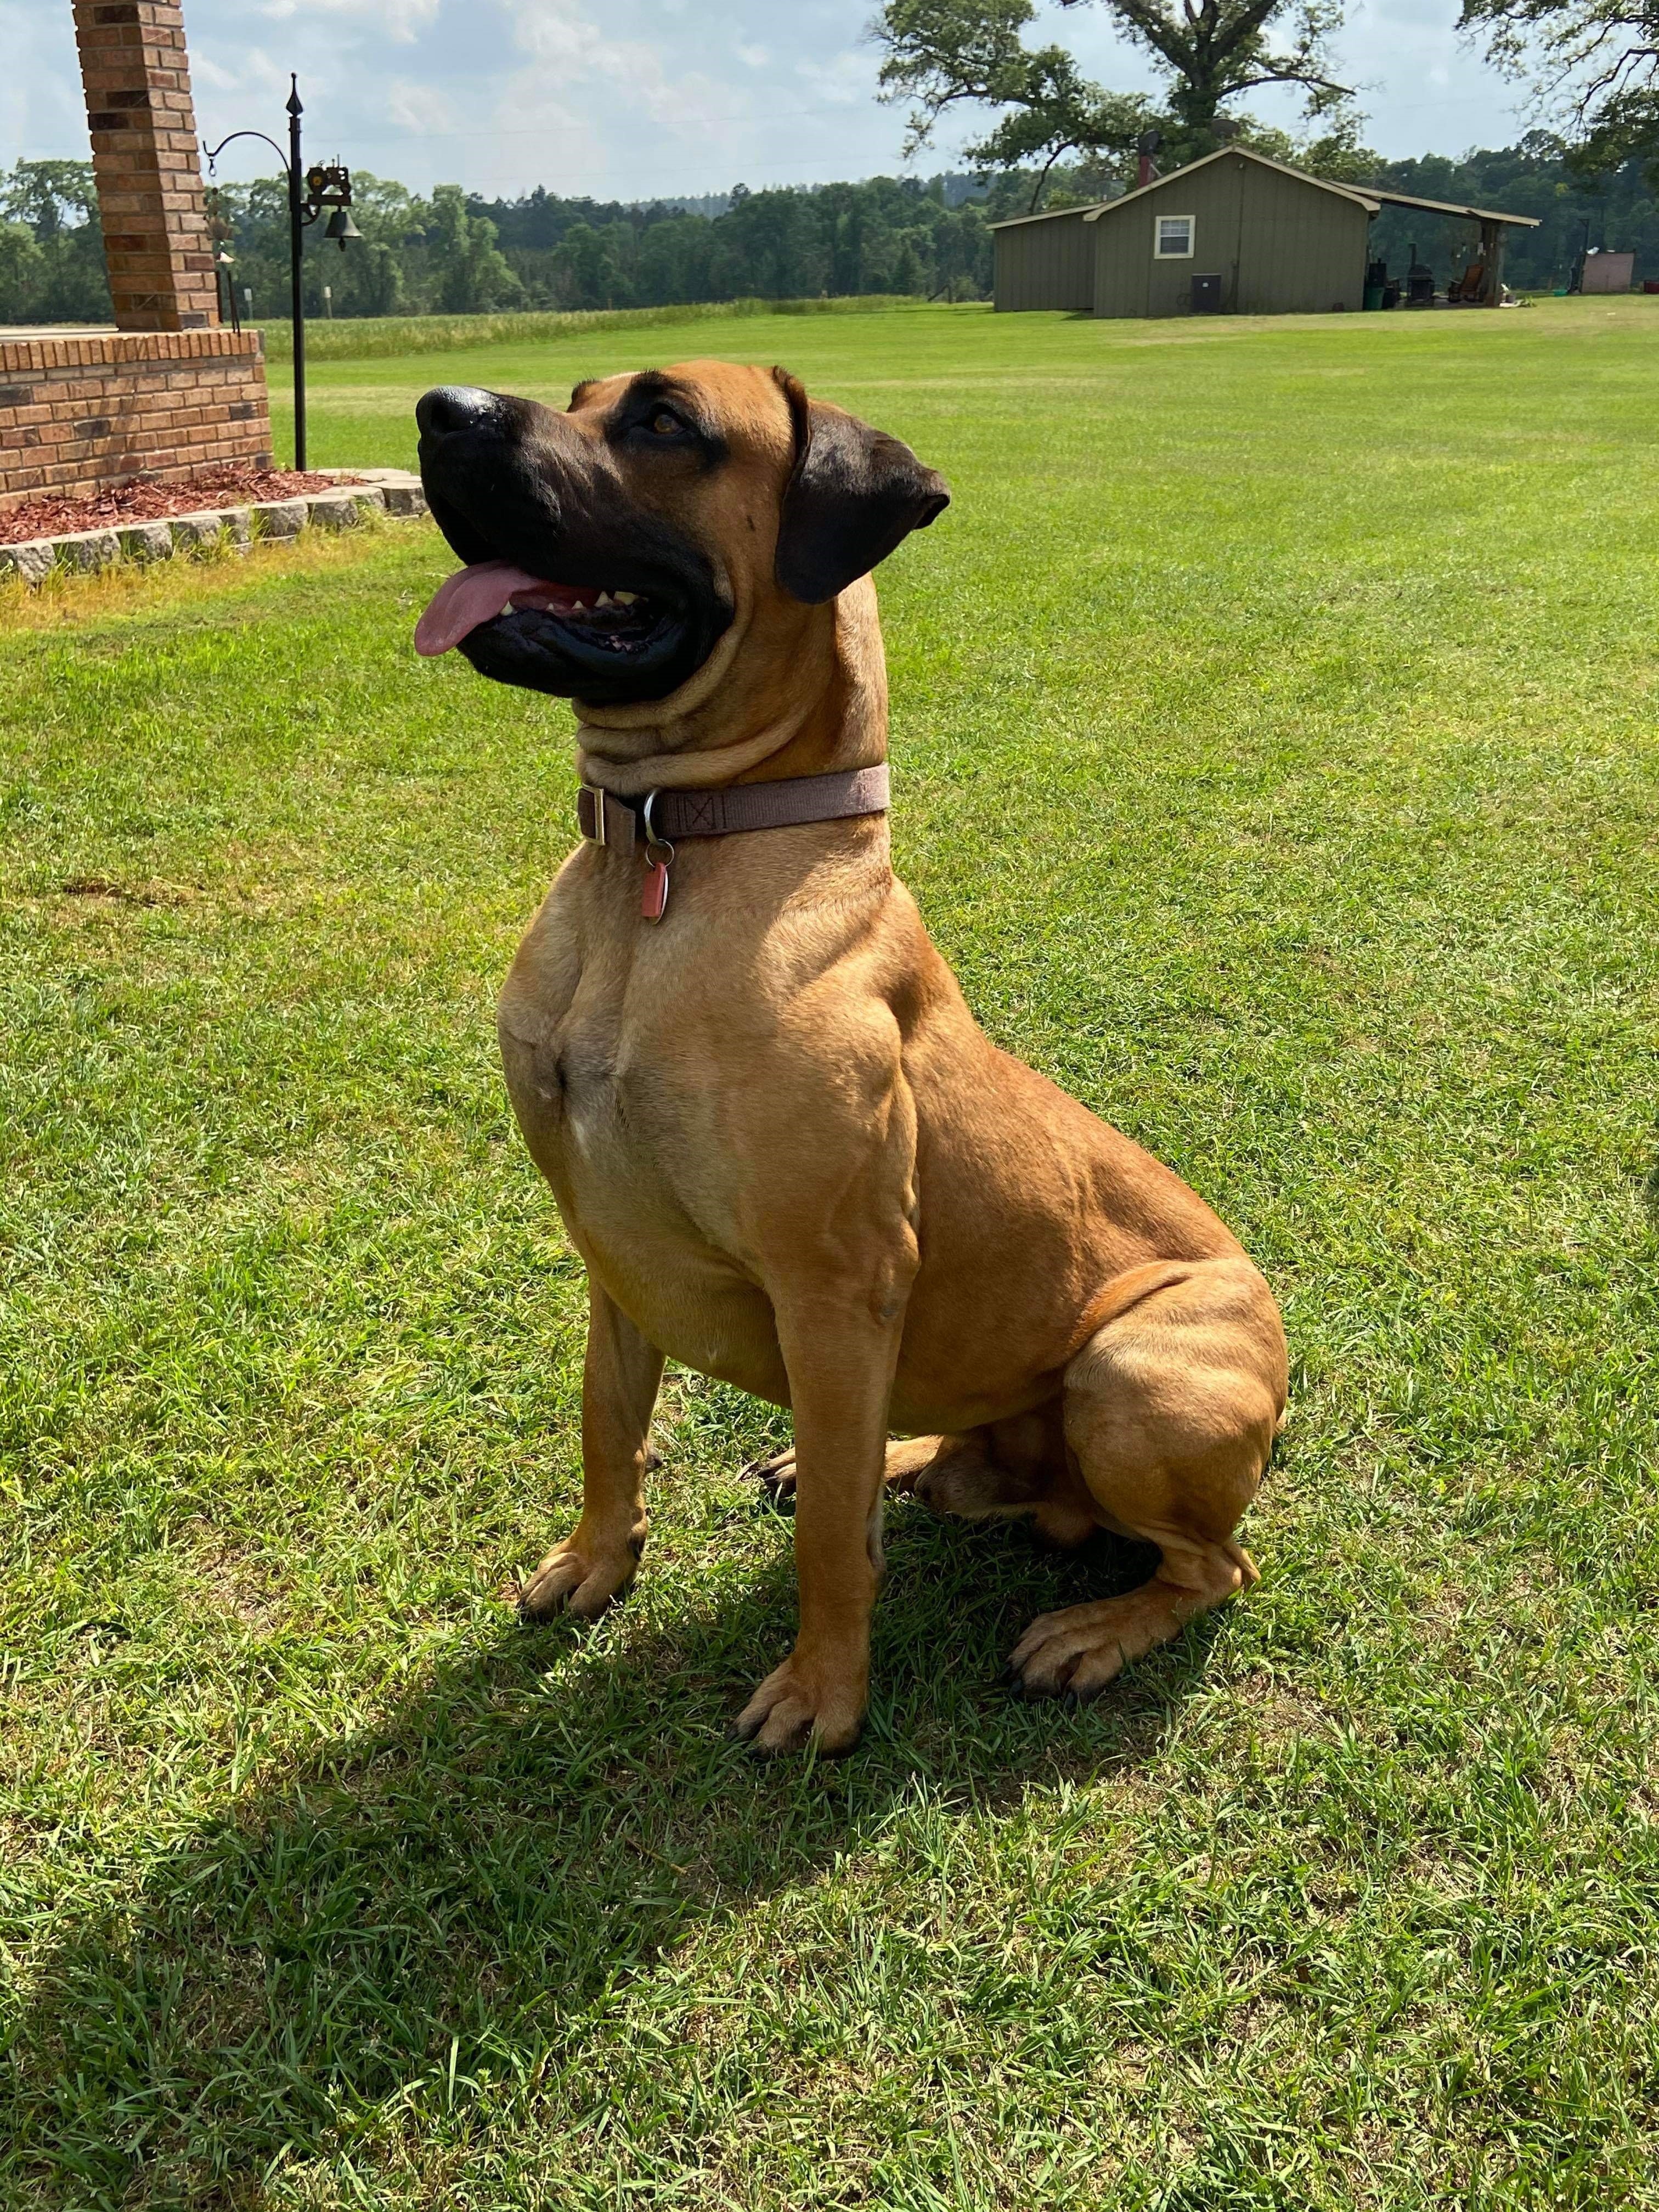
left=578, top=783, right=637, bottom=855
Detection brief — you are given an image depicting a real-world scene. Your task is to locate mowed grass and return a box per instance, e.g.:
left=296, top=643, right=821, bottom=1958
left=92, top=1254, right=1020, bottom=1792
left=2, top=297, right=1657, bottom=2209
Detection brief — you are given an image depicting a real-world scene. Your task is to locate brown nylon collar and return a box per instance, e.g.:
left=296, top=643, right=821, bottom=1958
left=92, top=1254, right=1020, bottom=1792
left=577, top=765, right=889, bottom=857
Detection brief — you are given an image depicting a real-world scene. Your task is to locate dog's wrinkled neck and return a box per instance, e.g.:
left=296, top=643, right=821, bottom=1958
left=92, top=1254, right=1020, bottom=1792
left=574, top=578, right=888, bottom=798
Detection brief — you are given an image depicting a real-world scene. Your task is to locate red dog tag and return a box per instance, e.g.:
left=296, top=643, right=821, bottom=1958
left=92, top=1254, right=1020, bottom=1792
left=641, top=856, right=670, bottom=922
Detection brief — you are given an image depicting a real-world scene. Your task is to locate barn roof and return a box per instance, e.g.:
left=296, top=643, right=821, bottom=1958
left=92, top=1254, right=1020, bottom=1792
left=986, top=146, right=1375, bottom=230
left=1085, top=148, right=1383, bottom=221
left=987, top=198, right=1115, bottom=231
left=1361, top=185, right=1541, bottom=227
left=989, top=146, right=1540, bottom=232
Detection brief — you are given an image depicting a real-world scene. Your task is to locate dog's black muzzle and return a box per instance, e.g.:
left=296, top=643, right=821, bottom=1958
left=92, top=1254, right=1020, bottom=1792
left=415, top=385, right=732, bottom=706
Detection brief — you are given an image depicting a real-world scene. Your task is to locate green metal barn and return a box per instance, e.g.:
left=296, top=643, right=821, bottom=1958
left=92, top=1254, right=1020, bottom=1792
left=992, top=147, right=1539, bottom=318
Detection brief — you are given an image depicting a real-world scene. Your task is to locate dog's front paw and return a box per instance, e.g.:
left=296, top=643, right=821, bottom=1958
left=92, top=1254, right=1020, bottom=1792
left=510, top=1524, right=643, bottom=1624
left=732, top=1649, right=866, bottom=1755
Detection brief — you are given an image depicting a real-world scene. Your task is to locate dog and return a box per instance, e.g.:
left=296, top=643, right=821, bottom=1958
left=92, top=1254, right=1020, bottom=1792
left=414, top=361, right=1288, bottom=1753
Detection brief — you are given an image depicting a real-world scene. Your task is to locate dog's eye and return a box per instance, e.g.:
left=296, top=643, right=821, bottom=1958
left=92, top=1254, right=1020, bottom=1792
left=648, top=409, right=681, bottom=436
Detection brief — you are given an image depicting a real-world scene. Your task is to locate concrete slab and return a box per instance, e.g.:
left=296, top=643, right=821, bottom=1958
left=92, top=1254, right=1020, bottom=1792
left=0, top=540, right=57, bottom=583
left=55, top=529, right=121, bottom=572
left=117, top=520, right=176, bottom=563
left=305, top=486, right=386, bottom=530
left=251, top=498, right=307, bottom=540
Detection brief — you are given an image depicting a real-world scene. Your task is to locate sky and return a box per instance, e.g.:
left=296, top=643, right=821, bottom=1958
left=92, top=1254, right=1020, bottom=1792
left=1, top=0, right=1530, bottom=201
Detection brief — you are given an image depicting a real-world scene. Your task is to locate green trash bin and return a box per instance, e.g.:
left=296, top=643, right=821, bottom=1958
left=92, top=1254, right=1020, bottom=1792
left=1363, top=283, right=1385, bottom=311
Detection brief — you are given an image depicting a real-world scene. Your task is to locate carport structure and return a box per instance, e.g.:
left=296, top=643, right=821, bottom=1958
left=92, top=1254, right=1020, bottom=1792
left=991, top=149, right=1541, bottom=319
left=1363, top=181, right=1543, bottom=304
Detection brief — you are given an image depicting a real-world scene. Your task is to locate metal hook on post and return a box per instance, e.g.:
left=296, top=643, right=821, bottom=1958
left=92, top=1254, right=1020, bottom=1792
left=203, top=76, right=356, bottom=473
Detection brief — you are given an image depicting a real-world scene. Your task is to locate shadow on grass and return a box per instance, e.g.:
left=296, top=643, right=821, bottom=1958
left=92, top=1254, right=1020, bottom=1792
left=6, top=1501, right=1217, bottom=2207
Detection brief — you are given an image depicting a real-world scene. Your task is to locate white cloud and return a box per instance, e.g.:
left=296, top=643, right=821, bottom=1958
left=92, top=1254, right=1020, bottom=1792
left=505, top=1, right=755, bottom=131
left=5, top=0, right=1531, bottom=199
left=254, top=0, right=441, bottom=40
left=191, top=43, right=294, bottom=99
left=385, top=76, right=459, bottom=132
left=792, top=48, right=874, bottom=108
left=0, top=1, right=95, bottom=159
left=505, top=0, right=615, bottom=71
left=189, top=52, right=242, bottom=92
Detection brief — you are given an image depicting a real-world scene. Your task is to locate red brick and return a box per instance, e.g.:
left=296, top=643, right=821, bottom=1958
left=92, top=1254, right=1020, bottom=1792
left=0, top=328, right=272, bottom=506
left=72, top=0, right=217, bottom=334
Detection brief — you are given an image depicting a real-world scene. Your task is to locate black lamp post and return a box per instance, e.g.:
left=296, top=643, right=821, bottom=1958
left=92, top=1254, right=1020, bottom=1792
left=204, top=75, right=359, bottom=471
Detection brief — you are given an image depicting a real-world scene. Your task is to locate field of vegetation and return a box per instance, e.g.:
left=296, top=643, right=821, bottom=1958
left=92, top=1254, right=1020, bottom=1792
left=3, top=295, right=1657, bottom=2209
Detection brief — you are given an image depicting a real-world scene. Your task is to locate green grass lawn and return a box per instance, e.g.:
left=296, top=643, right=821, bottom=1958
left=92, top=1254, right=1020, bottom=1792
left=3, top=296, right=1658, bottom=2209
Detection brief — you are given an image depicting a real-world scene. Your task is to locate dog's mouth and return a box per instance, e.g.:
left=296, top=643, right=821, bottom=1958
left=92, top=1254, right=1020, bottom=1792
left=414, top=385, right=735, bottom=704
left=412, top=535, right=726, bottom=705
left=415, top=562, right=674, bottom=664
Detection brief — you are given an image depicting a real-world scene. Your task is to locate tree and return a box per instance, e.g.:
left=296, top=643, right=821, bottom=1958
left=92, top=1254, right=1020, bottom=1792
left=876, top=1, right=1162, bottom=205
left=552, top=221, right=633, bottom=309
left=425, top=185, right=524, bottom=314
left=1458, top=0, right=1659, bottom=182
left=875, top=0, right=1356, bottom=194
left=0, top=159, right=109, bottom=321
left=719, top=187, right=830, bottom=296
left=0, top=160, right=99, bottom=238
left=0, top=222, right=42, bottom=308
left=636, top=215, right=717, bottom=306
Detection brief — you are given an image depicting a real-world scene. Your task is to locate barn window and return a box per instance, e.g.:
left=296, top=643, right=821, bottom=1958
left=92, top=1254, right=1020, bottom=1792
left=1154, top=215, right=1195, bottom=258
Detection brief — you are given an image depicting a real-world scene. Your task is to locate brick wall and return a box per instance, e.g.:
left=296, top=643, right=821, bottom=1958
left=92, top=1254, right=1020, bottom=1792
left=1, top=1, right=282, bottom=515
left=72, top=0, right=219, bottom=332
left=0, top=330, right=273, bottom=514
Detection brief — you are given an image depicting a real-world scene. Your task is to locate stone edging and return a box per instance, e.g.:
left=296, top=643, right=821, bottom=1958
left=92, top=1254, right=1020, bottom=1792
left=0, top=467, right=428, bottom=585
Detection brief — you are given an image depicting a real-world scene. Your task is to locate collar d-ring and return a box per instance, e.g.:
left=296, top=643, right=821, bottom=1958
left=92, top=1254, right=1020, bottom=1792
left=641, top=789, right=674, bottom=864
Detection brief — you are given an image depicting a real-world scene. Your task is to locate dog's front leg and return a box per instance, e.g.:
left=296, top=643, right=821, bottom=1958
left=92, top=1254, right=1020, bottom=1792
left=734, top=1288, right=907, bottom=1755
left=518, top=1279, right=664, bottom=1622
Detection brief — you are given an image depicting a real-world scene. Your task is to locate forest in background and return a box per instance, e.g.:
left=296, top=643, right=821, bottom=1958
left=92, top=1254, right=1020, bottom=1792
left=0, top=139, right=1653, bottom=326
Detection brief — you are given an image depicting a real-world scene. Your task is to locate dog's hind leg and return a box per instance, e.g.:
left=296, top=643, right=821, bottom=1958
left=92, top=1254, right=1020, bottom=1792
left=747, top=1430, right=988, bottom=1503
left=1009, top=1256, right=1286, bottom=1699
left=751, top=1409, right=1099, bottom=1545
left=516, top=1279, right=664, bottom=1623
left=910, top=1406, right=1101, bottom=1547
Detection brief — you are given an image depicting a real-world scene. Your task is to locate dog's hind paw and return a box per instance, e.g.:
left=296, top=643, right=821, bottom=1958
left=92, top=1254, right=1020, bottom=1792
left=742, top=1447, right=799, bottom=1502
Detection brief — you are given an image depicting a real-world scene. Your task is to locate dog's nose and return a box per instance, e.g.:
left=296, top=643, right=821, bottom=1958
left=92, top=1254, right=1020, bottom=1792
left=416, top=385, right=499, bottom=439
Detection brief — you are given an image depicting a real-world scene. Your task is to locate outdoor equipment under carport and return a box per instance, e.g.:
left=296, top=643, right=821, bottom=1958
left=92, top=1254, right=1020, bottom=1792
left=1362, top=186, right=1542, bottom=307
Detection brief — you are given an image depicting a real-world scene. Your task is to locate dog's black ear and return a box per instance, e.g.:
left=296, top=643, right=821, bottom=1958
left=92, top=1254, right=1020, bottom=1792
left=771, top=366, right=949, bottom=606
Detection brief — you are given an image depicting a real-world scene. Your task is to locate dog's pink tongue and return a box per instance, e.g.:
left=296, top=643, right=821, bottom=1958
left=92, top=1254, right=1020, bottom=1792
left=415, top=561, right=545, bottom=657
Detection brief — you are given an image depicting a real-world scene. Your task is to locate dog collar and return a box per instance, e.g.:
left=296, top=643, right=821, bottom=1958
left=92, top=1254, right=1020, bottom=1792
left=578, top=763, right=890, bottom=924
left=577, top=764, right=889, bottom=857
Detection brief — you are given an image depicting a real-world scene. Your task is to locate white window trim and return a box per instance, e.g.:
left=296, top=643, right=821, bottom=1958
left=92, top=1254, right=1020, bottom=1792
left=1154, top=213, right=1196, bottom=259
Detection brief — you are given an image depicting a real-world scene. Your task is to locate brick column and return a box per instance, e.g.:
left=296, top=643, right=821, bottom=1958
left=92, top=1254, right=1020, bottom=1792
left=72, top=1, right=220, bottom=332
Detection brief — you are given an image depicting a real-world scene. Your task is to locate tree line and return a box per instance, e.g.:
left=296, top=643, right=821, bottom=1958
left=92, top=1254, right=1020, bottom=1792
left=0, top=167, right=1001, bottom=325
left=0, top=137, right=1651, bottom=328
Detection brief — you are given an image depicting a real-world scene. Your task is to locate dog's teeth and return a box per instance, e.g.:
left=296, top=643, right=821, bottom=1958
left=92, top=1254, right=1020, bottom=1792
left=595, top=591, right=613, bottom=608
left=612, top=590, right=638, bottom=606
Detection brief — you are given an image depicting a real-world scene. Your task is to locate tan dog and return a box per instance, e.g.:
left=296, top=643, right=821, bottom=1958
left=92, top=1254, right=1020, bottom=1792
left=414, top=360, right=1288, bottom=1752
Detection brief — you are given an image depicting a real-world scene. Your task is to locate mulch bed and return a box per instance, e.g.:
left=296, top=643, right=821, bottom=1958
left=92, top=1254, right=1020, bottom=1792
left=0, top=467, right=364, bottom=546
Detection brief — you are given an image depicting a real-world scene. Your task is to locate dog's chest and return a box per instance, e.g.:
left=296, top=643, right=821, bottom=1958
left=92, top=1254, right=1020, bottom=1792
left=505, top=990, right=675, bottom=1194
left=498, top=899, right=748, bottom=1251
left=498, top=924, right=789, bottom=1393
